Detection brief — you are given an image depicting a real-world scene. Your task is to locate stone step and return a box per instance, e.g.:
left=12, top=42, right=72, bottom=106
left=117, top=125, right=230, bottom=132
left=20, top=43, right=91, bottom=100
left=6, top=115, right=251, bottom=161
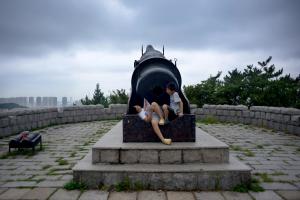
left=92, top=122, right=229, bottom=164
left=73, top=152, right=251, bottom=190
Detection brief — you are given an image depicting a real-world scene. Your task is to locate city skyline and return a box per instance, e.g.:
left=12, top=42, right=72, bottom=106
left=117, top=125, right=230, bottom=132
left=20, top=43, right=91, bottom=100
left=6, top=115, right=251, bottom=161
left=0, top=96, right=73, bottom=107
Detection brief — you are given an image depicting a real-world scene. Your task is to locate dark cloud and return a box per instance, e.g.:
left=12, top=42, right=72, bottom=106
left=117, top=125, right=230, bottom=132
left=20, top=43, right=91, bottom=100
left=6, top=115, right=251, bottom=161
left=0, top=0, right=299, bottom=99
left=0, top=0, right=299, bottom=58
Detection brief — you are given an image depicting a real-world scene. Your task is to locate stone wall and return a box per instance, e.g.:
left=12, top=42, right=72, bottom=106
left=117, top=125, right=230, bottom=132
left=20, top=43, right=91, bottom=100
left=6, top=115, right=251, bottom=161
left=0, top=103, right=299, bottom=137
left=193, top=104, right=300, bottom=136
left=0, top=104, right=127, bottom=137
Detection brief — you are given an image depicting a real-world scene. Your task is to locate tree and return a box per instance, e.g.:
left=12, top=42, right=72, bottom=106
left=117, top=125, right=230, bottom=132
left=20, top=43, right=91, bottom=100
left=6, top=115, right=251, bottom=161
left=80, top=95, right=92, bottom=105
left=183, top=56, right=300, bottom=108
left=92, top=83, right=108, bottom=106
left=184, top=72, right=223, bottom=107
left=81, top=83, right=108, bottom=107
left=219, top=68, right=245, bottom=105
left=108, top=89, right=128, bottom=104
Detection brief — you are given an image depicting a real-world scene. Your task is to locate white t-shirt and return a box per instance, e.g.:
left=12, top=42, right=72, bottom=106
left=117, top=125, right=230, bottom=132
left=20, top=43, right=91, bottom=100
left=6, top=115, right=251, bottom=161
left=170, top=92, right=181, bottom=113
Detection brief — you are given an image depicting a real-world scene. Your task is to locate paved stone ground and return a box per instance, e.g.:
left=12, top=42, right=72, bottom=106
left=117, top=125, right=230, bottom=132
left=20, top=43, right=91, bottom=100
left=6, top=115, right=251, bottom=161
left=0, top=120, right=299, bottom=199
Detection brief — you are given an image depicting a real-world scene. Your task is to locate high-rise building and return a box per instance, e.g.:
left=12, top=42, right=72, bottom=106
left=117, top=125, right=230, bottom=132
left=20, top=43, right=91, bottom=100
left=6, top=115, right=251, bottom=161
left=49, top=97, right=57, bottom=107
left=36, top=97, right=42, bottom=107
left=29, top=97, right=34, bottom=107
left=62, top=97, right=68, bottom=107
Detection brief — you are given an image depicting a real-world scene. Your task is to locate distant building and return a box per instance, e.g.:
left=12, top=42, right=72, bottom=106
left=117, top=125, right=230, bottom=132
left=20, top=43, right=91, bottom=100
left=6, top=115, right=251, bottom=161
left=0, top=96, right=60, bottom=108
left=36, top=97, right=42, bottom=107
left=29, top=97, right=34, bottom=107
left=42, top=97, right=48, bottom=107
left=62, top=97, right=68, bottom=107
left=49, top=97, right=57, bottom=107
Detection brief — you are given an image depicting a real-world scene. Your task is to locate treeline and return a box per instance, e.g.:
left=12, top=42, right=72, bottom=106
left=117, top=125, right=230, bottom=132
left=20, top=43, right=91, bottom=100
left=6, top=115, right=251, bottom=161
left=81, top=83, right=128, bottom=107
left=183, top=56, right=300, bottom=108
left=81, top=57, right=299, bottom=109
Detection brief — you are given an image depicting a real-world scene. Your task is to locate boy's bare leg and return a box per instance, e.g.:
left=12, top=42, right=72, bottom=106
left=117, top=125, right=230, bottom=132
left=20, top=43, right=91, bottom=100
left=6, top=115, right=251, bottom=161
left=162, top=104, right=169, bottom=120
left=151, top=102, right=165, bottom=125
left=151, top=120, right=164, bottom=141
left=151, top=119, right=171, bottom=145
left=151, top=102, right=164, bottom=119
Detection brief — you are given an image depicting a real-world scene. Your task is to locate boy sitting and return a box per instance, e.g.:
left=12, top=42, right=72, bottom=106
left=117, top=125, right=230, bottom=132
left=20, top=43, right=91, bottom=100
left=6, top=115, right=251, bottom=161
left=162, top=82, right=183, bottom=123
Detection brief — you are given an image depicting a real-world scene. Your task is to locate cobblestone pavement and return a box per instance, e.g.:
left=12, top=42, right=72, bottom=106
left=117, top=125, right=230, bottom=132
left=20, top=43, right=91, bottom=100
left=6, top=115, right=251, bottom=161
left=0, top=120, right=299, bottom=200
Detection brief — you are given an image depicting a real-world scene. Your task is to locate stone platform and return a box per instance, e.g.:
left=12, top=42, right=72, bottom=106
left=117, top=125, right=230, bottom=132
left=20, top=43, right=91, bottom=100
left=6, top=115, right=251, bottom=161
left=73, top=121, right=251, bottom=190
left=123, top=114, right=195, bottom=142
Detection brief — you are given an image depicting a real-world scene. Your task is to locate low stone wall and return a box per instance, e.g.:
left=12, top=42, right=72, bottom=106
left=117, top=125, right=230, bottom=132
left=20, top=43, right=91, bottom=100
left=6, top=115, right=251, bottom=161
left=0, top=103, right=299, bottom=137
left=0, top=104, right=127, bottom=137
left=193, top=104, right=300, bottom=136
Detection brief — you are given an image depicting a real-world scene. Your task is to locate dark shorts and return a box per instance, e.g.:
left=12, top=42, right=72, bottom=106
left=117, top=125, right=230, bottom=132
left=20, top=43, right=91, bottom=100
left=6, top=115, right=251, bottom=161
left=168, top=107, right=178, bottom=121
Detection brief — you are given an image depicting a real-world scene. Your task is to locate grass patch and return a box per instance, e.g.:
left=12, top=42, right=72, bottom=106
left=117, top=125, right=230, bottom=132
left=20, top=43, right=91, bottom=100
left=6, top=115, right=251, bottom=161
left=256, top=144, right=264, bottom=149
left=271, top=171, right=287, bottom=176
left=98, top=184, right=110, bottom=191
left=46, top=169, right=57, bottom=175
left=230, top=145, right=243, bottom=151
left=243, top=149, right=255, bottom=157
left=70, top=152, right=76, bottom=157
left=233, top=178, right=264, bottom=193
left=254, top=172, right=273, bottom=182
left=197, top=115, right=219, bottom=124
left=114, top=177, right=145, bottom=192
left=83, top=141, right=89, bottom=146
left=274, top=147, right=283, bottom=151
left=42, top=165, right=52, bottom=170
left=55, top=158, right=69, bottom=165
left=64, top=180, right=87, bottom=191
left=35, top=178, right=45, bottom=183
left=236, top=155, right=245, bottom=161
left=283, top=160, right=289, bottom=164
left=0, top=149, right=38, bottom=159
left=115, top=177, right=130, bottom=192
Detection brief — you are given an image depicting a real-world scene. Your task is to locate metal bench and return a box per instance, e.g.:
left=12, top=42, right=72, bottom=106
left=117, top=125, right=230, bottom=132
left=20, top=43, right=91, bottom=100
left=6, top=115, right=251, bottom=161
left=9, top=131, right=42, bottom=152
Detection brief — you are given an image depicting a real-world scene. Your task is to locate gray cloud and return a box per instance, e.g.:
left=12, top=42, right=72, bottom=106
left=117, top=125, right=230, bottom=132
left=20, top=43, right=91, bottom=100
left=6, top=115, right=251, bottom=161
left=0, top=0, right=299, bottom=99
left=0, top=0, right=299, bottom=58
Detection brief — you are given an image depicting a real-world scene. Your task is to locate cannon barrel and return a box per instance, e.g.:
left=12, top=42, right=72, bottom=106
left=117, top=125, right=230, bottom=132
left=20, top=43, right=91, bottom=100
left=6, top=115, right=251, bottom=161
left=127, top=45, right=190, bottom=114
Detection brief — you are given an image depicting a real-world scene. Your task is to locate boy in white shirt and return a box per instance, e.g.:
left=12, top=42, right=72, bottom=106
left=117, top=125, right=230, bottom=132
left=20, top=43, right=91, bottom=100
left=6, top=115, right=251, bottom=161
left=162, top=82, right=183, bottom=123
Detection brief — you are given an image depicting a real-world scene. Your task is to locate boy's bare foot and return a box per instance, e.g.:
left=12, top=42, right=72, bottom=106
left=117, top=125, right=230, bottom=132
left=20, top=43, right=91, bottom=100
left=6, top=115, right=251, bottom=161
left=162, top=138, right=172, bottom=145
left=159, top=118, right=165, bottom=125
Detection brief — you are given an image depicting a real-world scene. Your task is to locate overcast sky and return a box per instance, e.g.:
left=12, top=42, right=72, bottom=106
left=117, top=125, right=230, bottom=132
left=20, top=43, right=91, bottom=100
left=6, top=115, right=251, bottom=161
left=0, top=0, right=299, bottom=100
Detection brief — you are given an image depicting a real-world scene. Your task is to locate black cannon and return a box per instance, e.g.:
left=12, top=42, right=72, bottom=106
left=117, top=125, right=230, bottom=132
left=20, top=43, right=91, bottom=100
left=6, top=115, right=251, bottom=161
left=123, top=45, right=195, bottom=142
left=127, top=45, right=190, bottom=114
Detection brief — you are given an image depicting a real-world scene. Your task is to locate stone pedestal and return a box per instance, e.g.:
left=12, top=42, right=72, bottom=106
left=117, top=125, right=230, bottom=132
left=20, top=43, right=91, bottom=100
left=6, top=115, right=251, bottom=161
left=123, top=114, right=196, bottom=142
left=73, top=121, right=251, bottom=190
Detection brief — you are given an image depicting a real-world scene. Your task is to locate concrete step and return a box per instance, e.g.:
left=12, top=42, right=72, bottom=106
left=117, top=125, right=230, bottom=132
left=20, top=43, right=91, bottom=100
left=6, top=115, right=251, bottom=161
left=73, top=152, right=251, bottom=190
left=92, top=122, right=229, bottom=164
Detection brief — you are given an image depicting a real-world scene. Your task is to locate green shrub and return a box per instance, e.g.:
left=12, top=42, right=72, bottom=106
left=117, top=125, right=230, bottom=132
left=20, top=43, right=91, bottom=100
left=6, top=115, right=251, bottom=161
left=63, top=180, right=87, bottom=191
left=198, top=115, right=219, bottom=124
left=233, top=178, right=264, bottom=193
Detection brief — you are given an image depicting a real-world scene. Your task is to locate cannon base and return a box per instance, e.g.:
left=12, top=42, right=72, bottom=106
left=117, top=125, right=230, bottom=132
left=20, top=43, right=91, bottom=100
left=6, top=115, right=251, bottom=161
left=73, top=121, right=251, bottom=190
left=123, top=114, right=196, bottom=142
